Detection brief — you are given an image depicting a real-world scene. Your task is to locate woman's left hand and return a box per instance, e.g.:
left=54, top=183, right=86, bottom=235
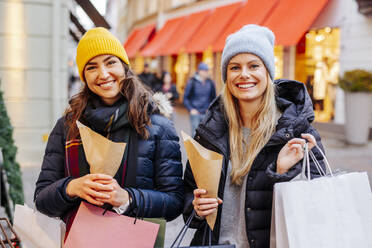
left=94, top=178, right=130, bottom=207
left=276, top=133, right=317, bottom=174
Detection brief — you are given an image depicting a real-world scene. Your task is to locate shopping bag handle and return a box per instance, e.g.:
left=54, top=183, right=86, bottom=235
left=170, top=210, right=195, bottom=247
left=301, top=143, right=333, bottom=181
left=170, top=211, right=213, bottom=247
left=125, top=188, right=145, bottom=224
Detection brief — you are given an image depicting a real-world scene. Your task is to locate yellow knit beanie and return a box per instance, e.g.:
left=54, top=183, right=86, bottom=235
left=76, top=27, right=130, bottom=82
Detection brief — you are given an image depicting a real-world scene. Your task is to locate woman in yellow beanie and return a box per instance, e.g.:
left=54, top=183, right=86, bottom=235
left=34, top=27, right=184, bottom=235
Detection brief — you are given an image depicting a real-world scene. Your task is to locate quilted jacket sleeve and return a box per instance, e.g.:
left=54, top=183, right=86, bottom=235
left=125, top=115, right=184, bottom=221
left=34, top=118, right=80, bottom=217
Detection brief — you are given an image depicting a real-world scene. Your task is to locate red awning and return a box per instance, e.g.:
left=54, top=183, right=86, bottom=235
left=124, top=24, right=155, bottom=58
left=263, top=0, right=329, bottom=46
left=161, top=10, right=211, bottom=55
left=185, top=2, right=242, bottom=53
left=140, top=17, right=185, bottom=57
left=124, top=29, right=138, bottom=48
left=213, top=0, right=279, bottom=52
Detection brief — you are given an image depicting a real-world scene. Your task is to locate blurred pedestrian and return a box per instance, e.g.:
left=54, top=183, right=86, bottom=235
left=34, top=27, right=184, bottom=234
left=183, top=24, right=325, bottom=247
left=157, top=71, right=179, bottom=105
left=152, top=69, right=164, bottom=92
left=138, top=63, right=155, bottom=89
left=183, top=62, right=216, bottom=135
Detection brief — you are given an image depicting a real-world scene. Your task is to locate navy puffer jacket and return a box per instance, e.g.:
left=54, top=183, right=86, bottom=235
left=183, top=80, right=325, bottom=248
left=34, top=99, right=184, bottom=222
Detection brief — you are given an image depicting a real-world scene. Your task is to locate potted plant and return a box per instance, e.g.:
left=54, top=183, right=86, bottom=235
left=339, top=69, right=372, bottom=145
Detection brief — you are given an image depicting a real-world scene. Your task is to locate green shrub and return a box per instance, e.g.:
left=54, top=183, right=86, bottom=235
left=0, top=81, right=24, bottom=220
left=339, top=69, right=372, bottom=92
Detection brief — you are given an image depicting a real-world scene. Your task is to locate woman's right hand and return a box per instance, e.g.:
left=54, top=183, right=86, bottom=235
left=66, top=174, right=114, bottom=206
left=192, top=189, right=223, bottom=218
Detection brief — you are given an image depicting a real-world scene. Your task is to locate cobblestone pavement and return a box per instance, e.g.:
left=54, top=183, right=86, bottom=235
left=5, top=104, right=372, bottom=247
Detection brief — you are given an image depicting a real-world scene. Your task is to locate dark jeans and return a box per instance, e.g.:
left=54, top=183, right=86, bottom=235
left=190, top=114, right=205, bottom=136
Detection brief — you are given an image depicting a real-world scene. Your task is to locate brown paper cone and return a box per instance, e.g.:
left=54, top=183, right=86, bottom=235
left=181, top=131, right=223, bottom=230
left=77, top=121, right=126, bottom=177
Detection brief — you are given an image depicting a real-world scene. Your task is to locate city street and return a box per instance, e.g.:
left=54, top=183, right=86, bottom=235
left=1, top=0, right=372, bottom=247
left=19, top=104, right=372, bottom=246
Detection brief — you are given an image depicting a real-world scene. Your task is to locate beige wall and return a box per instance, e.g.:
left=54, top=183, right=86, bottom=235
left=0, top=0, right=69, bottom=166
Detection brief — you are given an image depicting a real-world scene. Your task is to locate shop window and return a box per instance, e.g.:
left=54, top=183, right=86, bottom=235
left=302, top=27, right=340, bottom=122
left=134, top=55, right=144, bottom=74
left=215, top=52, right=223, bottom=94
left=274, top=45, right=284, bottom=79
left=202, top=46, right=214, bottom=73
left=175, top=52, right=190, bottom=96
left=295, top=34, right=307, bottom=85
left=164, top=55, right=174, bottom=76
left=190, top=53, right=197, bottom=77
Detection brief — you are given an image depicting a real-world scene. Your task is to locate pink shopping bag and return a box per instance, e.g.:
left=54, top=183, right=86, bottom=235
left=64, top=202, right=159, bottom=248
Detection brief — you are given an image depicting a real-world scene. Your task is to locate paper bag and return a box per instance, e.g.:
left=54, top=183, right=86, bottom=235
left=270, top=145, right=372, bottom=248
left=64, top=202, right=160, bottom=248
left=181, top=131, right=223, bottom=230
left=13, top=204, right=65, bottom=248
left=144, top=218, right=166, bottom=248
left=76, top=121, right=126, bottom=176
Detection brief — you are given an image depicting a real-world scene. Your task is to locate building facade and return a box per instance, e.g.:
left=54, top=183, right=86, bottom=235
left=120, top=0, right=372, bottom=126
left=0, top=0, right=69, bottom=166
left=313, top=0, right=372, bottom=124
left=1, top=0, right=371, bottom=167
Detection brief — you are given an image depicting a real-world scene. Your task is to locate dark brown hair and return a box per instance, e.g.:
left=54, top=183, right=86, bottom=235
left=64, top=63, right=152, bottom=140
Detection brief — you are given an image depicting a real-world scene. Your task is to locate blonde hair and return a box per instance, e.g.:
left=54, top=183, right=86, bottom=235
left=222, top=74, right=277, bottom=185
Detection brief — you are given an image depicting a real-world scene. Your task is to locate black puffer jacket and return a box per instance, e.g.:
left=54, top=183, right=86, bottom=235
left=35, top=97, right=184, bottom=222
left=183, top=80, right=325, bottom=248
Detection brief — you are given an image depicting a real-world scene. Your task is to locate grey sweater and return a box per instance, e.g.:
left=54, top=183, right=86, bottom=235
left=219, top=128, right=251, bottom=248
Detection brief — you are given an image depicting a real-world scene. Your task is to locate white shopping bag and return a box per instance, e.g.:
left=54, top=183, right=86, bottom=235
left=270, top=144, right=372, bottom=248
left=13, top=204, right=65, bottom=248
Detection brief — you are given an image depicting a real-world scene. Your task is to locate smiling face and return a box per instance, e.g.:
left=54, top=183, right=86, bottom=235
left=84, top=54, right=125, bottom=105
left=226, top=53, right=268, bottom=105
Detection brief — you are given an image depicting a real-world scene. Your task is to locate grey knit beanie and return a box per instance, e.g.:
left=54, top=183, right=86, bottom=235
left=221, top=24, right=275, bottom=82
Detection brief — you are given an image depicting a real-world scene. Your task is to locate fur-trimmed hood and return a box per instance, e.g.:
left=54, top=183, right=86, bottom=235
left=151, top=92, right=173, bottom=118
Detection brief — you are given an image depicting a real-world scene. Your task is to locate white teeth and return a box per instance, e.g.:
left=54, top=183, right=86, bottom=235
left=100, top=81, right=113, bottom=86
left=237, top=83, right=255, bottom=89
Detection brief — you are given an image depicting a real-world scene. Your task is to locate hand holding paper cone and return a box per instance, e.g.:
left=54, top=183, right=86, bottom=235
left=181, top=131, right=223, bottom=230
left=77, top=121, right=126, bottom=177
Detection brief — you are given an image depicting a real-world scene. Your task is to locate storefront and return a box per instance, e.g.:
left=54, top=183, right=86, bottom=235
left=296, top=27, right=340, bottom=122
left=124, top=0, right=341, bottom=122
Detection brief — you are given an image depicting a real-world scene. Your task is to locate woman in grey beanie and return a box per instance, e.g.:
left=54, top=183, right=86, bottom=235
left=183, top=24, right=325, bottom=247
